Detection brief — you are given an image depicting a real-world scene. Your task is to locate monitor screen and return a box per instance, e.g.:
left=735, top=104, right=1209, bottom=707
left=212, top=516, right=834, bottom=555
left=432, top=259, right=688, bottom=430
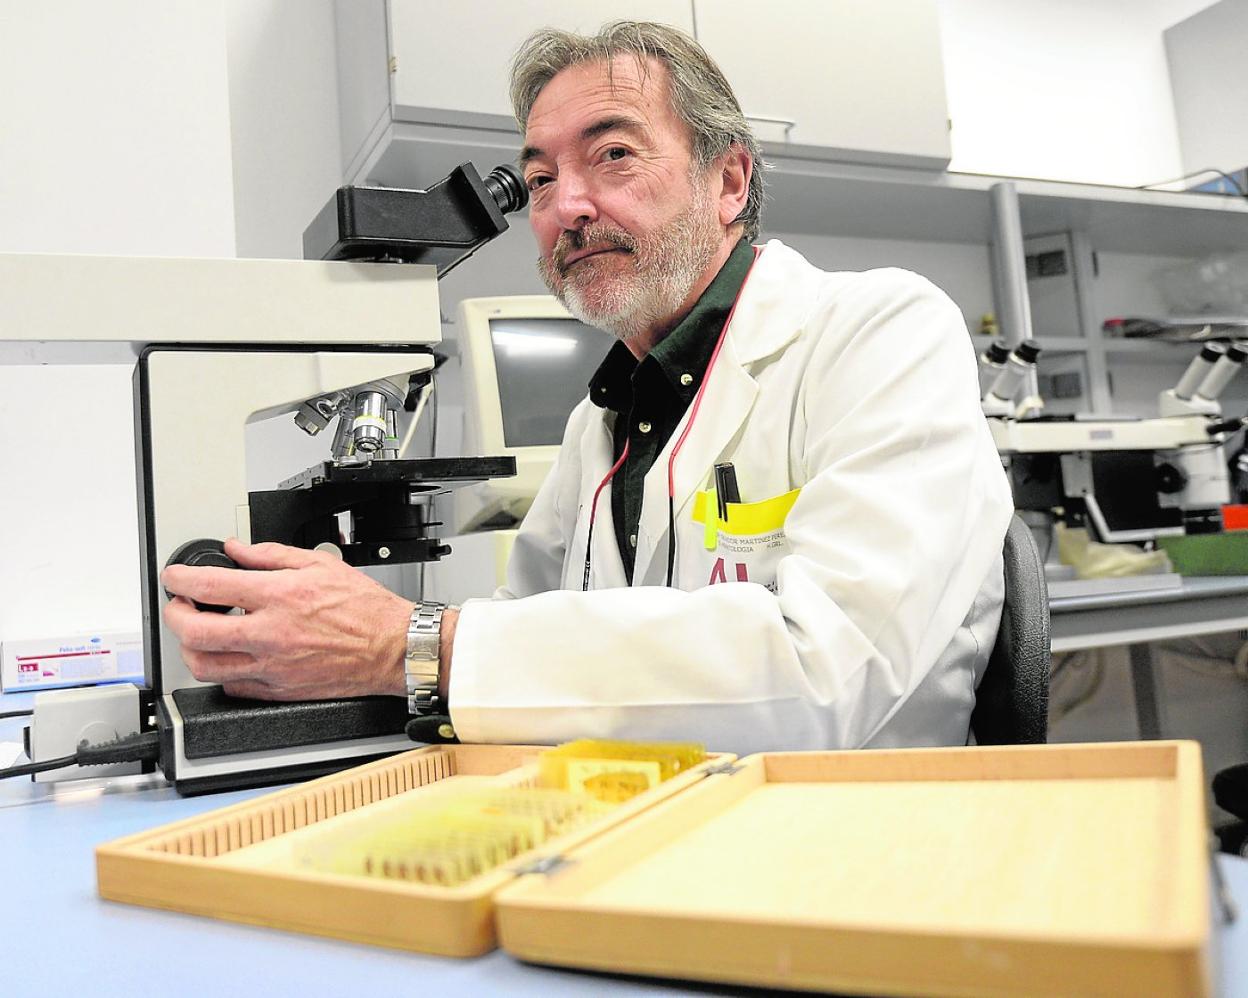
left=488, top=316, right=616, bottom=448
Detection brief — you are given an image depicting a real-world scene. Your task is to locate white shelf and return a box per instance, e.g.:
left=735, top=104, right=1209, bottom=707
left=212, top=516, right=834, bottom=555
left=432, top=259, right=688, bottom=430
left=1033, top=336, right=1216, bottom=359
left=1103, top=338, right=1208, bottom=354
left=1034, top=336, right=1091, bottom=353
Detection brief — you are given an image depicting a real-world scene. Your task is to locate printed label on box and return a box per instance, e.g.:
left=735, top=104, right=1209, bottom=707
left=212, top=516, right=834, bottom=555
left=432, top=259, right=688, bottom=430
left=2, top=631, right=143, bottom=692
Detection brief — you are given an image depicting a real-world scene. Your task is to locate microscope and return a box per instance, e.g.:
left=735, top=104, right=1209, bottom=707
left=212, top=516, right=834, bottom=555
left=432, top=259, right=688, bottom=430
left=984, top=340, right=1247, bottom=544
left=3, top=162, right=528, bottom=793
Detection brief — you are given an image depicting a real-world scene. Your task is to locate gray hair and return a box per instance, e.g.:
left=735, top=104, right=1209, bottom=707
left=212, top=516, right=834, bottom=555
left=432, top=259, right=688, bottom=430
left=509, top=21, right=765, bottom=240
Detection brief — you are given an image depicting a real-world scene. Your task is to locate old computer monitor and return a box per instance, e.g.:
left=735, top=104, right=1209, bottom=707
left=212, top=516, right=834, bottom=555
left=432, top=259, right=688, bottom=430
left=454, top=295, right=616, bottom=533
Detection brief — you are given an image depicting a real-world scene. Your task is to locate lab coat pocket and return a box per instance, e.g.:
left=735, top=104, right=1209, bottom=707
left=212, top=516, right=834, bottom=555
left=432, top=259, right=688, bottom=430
left=689, top=488, right=800, bottom=592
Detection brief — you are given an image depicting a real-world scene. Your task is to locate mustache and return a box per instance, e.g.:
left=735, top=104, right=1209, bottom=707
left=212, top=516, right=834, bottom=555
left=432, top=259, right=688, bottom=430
left=552, top=224, right=636, bottom=275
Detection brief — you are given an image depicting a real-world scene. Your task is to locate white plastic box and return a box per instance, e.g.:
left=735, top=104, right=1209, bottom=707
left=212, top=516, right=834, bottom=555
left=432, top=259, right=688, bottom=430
left=1, top=630, right=143, bottom=693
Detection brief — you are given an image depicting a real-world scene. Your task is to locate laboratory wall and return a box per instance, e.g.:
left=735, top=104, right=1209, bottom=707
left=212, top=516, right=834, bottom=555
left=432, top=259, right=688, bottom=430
left=0, top=0, right=340, bottom=646
left=1166, top=0, right=1248, bottom=181
left=937, top=0, right=1217, bottom=186
left=225, top=0, right=343, bottom=259
left=0, top=1, right=235, bottom=644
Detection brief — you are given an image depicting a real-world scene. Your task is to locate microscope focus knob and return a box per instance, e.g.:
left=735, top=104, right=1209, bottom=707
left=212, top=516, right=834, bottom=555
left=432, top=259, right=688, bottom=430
left=1155, top=462, right=1188, bottom=495
left=164, top=538, right=240, bottom=614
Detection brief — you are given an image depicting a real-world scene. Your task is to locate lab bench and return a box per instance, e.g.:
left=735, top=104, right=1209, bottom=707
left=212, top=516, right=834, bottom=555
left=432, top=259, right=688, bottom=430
left=1050, top=575, right=1248, bottom=739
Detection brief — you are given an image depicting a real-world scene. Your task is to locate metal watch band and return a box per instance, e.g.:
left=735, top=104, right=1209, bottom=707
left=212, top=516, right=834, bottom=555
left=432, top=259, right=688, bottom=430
left=405, top=601, right=446, bottom=715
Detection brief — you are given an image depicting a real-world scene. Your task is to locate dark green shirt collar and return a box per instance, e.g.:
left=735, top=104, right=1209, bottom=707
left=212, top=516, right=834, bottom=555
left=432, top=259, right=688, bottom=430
left=588, top=237, right=755, bottom=412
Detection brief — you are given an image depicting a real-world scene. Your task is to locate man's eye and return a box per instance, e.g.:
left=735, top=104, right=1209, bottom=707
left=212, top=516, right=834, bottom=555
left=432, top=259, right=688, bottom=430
left=602, top=146, right=629, bottom=162
left=526, top=175, right=552, bottom=191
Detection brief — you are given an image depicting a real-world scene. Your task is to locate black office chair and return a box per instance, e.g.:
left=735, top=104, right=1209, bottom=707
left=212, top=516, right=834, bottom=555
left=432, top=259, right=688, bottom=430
left=970, top=514, right=1051, bottom=745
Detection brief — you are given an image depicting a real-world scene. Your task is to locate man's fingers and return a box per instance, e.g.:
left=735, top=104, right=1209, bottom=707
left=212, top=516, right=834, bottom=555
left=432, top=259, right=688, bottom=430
left=161, top=564, right=270, bottom=612
left=183, top=648, right=264, bottom=685
left=224, top=538, right=325, bottom=571
left=163, top=598, right=256, bottom=653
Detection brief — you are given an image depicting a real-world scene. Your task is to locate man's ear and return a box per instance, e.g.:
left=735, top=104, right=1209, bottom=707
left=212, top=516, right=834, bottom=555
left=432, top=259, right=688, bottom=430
left=717, top=145, right=752, bottom=227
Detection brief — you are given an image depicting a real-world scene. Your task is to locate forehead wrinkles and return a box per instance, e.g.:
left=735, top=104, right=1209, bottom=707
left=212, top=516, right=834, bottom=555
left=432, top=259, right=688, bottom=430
left=524, top=55, right=672, bottom=146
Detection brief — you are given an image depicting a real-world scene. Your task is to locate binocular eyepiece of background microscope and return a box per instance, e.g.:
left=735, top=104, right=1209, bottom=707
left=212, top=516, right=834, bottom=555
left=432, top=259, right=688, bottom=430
left=1012, top=341, right=1041, bottom=364
left=1195, top=342, right=1248, bottom=402
left=980, top=341, right=1012, bottom=367
left=1174, top=342, right=1227, bottom=401
left=985, top=340, right=1042, bottom=404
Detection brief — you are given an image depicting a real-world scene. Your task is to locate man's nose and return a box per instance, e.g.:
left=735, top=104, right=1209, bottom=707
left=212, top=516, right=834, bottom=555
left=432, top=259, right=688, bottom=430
left=551, top=171, right=599, bottom=231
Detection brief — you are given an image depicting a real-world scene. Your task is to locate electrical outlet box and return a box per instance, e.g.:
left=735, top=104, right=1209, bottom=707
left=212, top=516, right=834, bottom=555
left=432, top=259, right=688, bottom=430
left=28, top=684, right=142, bottom=782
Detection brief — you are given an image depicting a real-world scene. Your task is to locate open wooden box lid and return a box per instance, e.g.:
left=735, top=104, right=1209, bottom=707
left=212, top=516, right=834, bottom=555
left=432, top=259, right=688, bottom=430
left=494, top=741, right=1214, bottom=998
left=95, top=743, right=735, bottom=957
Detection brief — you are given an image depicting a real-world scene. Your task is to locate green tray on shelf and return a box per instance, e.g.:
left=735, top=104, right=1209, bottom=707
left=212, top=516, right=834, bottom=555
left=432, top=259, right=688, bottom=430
left=1158, top=531, right=1248, bottom=576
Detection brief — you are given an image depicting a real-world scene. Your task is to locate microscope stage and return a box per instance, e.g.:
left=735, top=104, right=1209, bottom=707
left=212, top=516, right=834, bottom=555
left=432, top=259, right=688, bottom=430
left=279, top=456, right=516, bottom=492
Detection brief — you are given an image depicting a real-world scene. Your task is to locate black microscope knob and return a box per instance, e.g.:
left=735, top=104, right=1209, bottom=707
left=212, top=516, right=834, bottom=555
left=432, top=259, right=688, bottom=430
left=164, top=538, right=240, bottom=613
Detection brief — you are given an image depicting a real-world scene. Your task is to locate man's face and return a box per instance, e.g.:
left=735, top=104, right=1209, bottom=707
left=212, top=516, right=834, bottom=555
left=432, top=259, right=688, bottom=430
left=521, top=56, right=724, bottom=341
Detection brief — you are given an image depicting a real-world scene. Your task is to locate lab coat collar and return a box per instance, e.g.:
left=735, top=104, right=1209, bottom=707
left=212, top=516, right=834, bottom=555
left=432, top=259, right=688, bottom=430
left=630, top=240, right=817, bottom=583
left=728, top=239, right=820, bottom=363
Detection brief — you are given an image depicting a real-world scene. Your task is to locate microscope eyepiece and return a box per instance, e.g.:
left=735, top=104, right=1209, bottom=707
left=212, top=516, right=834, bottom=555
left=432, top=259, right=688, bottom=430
left=484, top=164, right=529, bottom=215
left=304, top=162, right=528, bottom=273
left=982, top=341, right=1011, bottom=365
left=1013, top=340, right=1041, bottom=364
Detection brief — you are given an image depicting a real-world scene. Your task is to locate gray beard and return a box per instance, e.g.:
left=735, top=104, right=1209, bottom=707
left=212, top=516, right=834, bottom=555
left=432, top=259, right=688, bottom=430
left=538, top=189, right=723, bottom=343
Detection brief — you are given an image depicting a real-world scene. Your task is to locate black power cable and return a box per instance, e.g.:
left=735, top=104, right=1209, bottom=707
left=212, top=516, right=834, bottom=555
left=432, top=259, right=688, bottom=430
left=0, top=730, right=160, bottom=781
left=0, top=709, right=34, bottom=720
left=1, top=754, right=78, bottom=780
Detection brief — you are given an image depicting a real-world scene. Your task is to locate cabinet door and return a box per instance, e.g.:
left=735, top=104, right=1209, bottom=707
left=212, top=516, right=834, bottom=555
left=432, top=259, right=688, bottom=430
left=694, top=0, right=950, bottom=167
left=389, top=1, right=695, bottom=125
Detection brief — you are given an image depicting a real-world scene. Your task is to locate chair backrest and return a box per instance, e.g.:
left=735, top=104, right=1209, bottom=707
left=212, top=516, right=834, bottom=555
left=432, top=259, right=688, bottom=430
left=970, top=514, right=1051, bottom=744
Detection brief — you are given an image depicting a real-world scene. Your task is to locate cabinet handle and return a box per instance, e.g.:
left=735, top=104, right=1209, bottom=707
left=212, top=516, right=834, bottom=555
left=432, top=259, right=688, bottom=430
left=745, top=114, right=796, bottom=141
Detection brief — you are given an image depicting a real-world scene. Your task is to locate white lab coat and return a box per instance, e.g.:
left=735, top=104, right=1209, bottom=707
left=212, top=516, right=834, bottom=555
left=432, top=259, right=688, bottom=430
left=448, top=240, right=1014, bottom=755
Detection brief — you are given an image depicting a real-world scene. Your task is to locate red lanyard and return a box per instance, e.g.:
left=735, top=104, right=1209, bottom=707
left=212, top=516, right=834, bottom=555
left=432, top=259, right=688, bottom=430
left=582, top=245, right=762, bottom=590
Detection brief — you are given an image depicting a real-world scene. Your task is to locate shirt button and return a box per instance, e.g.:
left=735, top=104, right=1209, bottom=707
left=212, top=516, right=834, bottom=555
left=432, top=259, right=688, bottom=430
left=680, top=373, right=693, bottom=386
left=638, top=421, right=652, bottom=434
left=629, top=533, right=637, bottom=547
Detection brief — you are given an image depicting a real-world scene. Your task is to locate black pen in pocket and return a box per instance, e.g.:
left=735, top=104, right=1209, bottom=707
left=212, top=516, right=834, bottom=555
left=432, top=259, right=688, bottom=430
left=714, top=462, right=740, bottom=524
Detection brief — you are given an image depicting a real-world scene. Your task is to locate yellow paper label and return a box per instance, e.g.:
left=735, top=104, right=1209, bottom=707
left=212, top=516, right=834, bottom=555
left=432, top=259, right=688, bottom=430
left=565, top=758, right=661, bottom=797
left=691, top=487, right=801, bottom=535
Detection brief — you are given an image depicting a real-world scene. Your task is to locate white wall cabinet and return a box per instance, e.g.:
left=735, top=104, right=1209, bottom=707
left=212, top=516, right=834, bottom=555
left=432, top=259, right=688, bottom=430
left=380, top=0, right=949, bottom=168
left=388, top=0, right=694, bottom=125
left=693, top=0, right=950, bottom=168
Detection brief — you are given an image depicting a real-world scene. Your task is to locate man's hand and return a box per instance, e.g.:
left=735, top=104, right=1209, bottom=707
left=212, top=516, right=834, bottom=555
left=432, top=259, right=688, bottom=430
left=161, top=539, right=412, bottom=701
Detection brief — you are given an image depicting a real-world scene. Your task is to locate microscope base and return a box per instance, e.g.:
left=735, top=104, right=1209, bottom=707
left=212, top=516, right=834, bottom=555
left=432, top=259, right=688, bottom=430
left=157, top=688, right=415, bottom=795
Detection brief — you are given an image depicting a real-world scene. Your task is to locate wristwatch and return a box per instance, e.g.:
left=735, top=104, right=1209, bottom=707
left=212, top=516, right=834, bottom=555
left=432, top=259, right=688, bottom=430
left=405, top=601, right=448, bottom=715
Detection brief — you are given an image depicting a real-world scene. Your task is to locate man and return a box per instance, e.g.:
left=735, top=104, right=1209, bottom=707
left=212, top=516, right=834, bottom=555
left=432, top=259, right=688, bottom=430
left=163, top=22, right=1013, bottom=755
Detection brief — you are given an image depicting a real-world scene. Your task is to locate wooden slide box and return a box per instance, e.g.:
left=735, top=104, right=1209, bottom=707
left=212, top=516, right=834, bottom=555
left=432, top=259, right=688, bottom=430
left=494, top=741, right=1214, bottom=998
left=97, top=741, right=1213, bottom=996
left=94, top=743, right=732, bottom=958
